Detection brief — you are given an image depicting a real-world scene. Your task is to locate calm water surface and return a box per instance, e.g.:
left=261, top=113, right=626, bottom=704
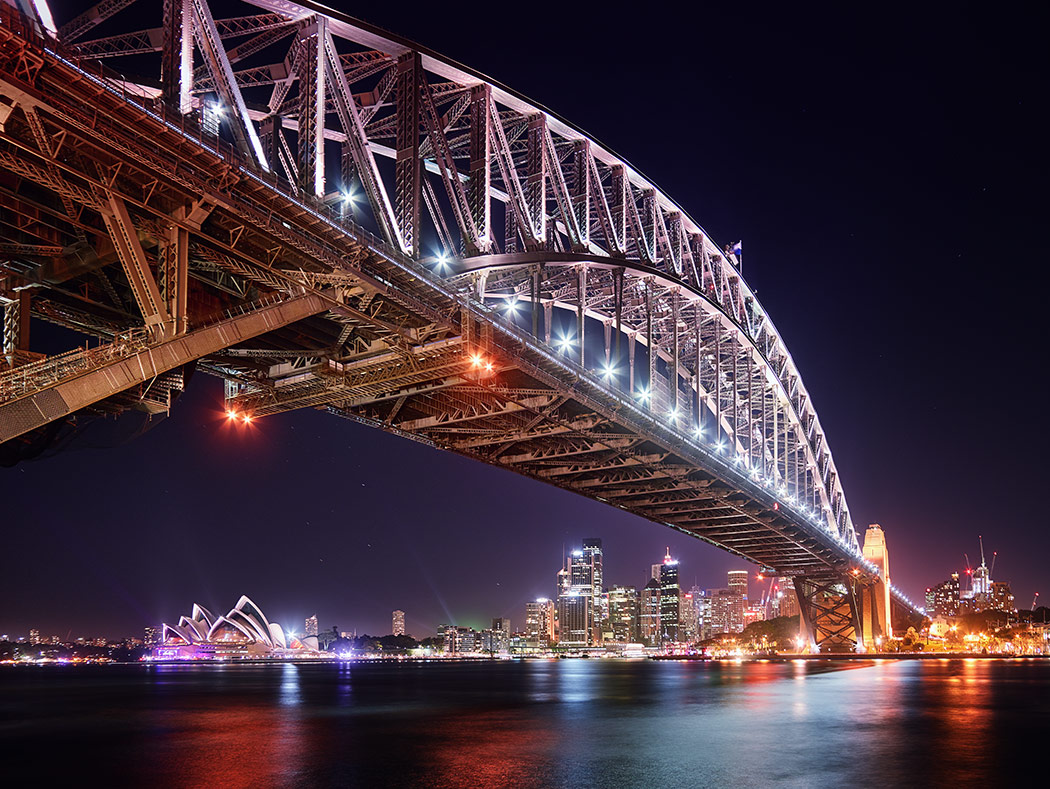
left=2, top=659, right=1048, bottom=787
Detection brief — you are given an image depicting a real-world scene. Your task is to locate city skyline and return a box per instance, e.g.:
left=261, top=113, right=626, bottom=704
left=2, top=1, right=1046, bottom=640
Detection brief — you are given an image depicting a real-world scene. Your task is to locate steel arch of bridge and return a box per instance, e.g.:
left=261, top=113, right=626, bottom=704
left=0, top=0, right=924, bottom=643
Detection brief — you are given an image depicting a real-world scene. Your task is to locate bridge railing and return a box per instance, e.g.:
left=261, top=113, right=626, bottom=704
left=0, top=327, right=154, bottom=404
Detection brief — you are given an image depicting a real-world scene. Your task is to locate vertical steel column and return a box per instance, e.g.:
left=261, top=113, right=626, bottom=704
left=642, top=189, right=657, bottom=261
left=297, top=24, right=324, bottom=197
left=2, top=291, right=30, bottom=365
left=715, top=328, right=722, bottom=446
left=572, top=140, right=590, bottom=244
left=645, top=279, right=654, bottom=409
left=505, top=202, right=517, bottom=253
left=258, top=115, right=281, bottom=174
left=161, top=0, right=183, bottom=108
left=695, top=309, right=703, bottom=436
left=526, top=115, right=546, bottom=244
left=164, top=225, right=189, bottom=335
left=671, top=289, right=679, bottom=416
left=543, top=302, right=552, bottom=346
left=732, top=342, right=739, bottom=455
left=610, top=165, right=626, bottom=253
left=628, top=332, right=636, bottom=393
left=603, top=321, right=611, bottom=366
left=773, top=394, right=779, bottom=482
left=531, top=266, right=539, bottom=338
left=613, top=268, right=623, bottom=364
left=747, top=352, right=754, bottom=466
left=577, top=265, right=586, bottom=367
left=394, top=52, right=421, bottom=258
left=468, top=84, right=491, bottom=251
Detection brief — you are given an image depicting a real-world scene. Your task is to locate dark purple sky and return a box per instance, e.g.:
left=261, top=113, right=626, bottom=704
left=2, top=1, right=1047, bottom=639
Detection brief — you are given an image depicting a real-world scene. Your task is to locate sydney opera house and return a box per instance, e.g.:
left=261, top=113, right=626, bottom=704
left=156, top=595, right=320, bottom=660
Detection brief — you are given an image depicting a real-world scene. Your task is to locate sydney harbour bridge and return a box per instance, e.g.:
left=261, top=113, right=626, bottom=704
left=0, top=0, right=921, bottom=649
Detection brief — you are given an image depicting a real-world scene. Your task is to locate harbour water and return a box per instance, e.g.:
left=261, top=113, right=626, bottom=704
left=2, top=658, right=1048, bottom=787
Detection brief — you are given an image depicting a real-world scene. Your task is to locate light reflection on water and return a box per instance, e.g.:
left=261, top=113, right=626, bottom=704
left=2, top=659, right=1048, bottom=787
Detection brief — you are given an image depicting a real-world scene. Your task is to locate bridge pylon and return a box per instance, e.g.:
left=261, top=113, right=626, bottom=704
left=794, top=574, right=866, bottom=653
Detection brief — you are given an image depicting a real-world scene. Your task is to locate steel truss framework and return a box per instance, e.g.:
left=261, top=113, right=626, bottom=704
left=0, top=0, right=921, bottom=648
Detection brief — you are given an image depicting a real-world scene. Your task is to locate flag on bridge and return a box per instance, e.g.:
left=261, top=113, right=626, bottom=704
left=730, top=241, right=742, bottom=271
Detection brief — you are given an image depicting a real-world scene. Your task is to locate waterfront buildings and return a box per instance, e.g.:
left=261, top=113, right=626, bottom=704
left=305, top=614, right=318, bottom=637
left=392, top=610, right=405, bottom=636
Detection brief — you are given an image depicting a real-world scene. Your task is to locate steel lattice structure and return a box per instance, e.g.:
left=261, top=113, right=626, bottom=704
left=0, top=0, right=921, bottom=649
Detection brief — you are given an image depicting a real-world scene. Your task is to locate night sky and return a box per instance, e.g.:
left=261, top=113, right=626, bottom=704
left=2, top=1, right=1047, bottom=639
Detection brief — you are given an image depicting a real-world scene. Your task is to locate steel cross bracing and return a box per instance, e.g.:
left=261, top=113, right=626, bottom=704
left=0, top=0, right=922, bottom=636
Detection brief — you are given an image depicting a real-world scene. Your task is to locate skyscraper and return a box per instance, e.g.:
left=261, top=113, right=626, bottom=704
left=558, top=544, right=601, bottom=645
left=727, top=570, right=749, bottom=600
left=491, top=617, right=511, bottom=652
left=557, top=591, right=590, bottom=646
left=773, top=577, right=800, bottom=618
left=525, top=598, right=555, bottom=646
left=583, top=538, right=605, bottom=637
left=659, top=548, right=681, bottom=642
left=640, top=577, right=662, bottom=646
left=392, top=610, right=405, bottom=636
left=608, top=585, right=640, bottom=643
left=710, top=589, right=745, bottom=634
left=928, top=573, right=960, bottom=617
left=305, top=614, right=318, bottom=637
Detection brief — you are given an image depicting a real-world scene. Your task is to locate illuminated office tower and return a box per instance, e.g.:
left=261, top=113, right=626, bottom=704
left=491, top=618, right=511, bottom=651
left=711, top=589, right=746, bottom=634
left=608, top=585, right=640, bottom=643
left=392, top=610, right=405, bottom=636
left=305, top=614, right=319, bottom=637
left=727, top=570, right=749, bottom=600
left=640, top=577, right=662, bottom=646
left=773, top=577, right=800, bottom=618
left=583, top=538, right=606, bottom=634
left=526, top=598, right=555, bottom=646
left=560, top=544, right=600, bottom=645
left=680, top=589, right=699, bottom=642
left=557, top=592, right=590, bottom=646
left=659, top=549, right=680, bottom=642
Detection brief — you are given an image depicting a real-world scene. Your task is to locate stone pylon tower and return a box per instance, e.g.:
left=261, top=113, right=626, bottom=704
left=862, top=524, right=892, bottom=645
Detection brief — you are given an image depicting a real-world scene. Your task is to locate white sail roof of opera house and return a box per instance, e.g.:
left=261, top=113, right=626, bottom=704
left=161, top=595, right=316, bottom=651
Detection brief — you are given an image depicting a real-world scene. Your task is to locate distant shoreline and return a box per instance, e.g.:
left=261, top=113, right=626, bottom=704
left=4, top=652, right=1048, bottom=667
